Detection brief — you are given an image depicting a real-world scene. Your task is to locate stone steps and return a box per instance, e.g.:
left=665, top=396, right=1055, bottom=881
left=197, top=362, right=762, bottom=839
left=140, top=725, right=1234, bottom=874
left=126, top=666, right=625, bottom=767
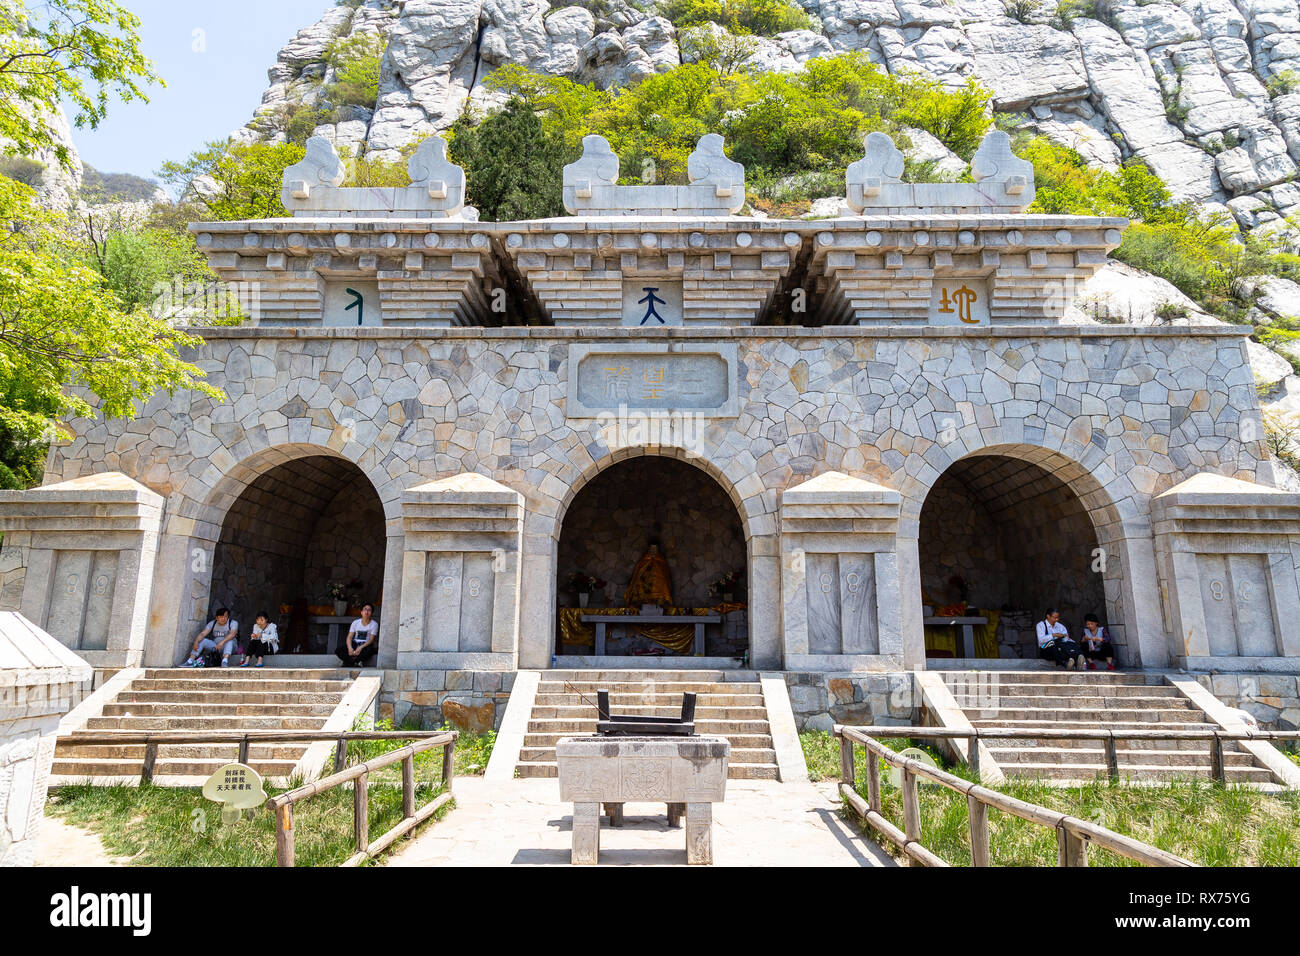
left=99, top=702, right=339, bottom=717
left=987, top=746, right=1259, bottom=767
left=517, top=669, right=781, bottom=781
left=942, top=672, right=1279, bottom=786
left=951, top=694, right=1196, bottom=710
left=52, top=668, right=363, bottom=785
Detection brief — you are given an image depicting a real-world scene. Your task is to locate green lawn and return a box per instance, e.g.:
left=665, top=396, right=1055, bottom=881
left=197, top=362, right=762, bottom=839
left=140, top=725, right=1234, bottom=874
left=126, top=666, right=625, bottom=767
left=801, top=730, right=1300, bottom=867
left=46, top=721, right=494, bottom=867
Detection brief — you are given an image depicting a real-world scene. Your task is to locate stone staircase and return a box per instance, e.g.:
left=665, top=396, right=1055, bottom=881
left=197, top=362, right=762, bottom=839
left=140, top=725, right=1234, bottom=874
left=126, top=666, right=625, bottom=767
left=52, top=668, right=375, bottom=786
left=939, top=671, right=1276, bottom=784
left=516, top=670, right=781, bottom=780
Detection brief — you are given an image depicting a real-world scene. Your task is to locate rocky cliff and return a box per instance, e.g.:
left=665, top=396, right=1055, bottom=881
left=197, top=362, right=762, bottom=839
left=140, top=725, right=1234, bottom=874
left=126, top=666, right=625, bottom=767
left=241, top=0, right=1300, bottom=232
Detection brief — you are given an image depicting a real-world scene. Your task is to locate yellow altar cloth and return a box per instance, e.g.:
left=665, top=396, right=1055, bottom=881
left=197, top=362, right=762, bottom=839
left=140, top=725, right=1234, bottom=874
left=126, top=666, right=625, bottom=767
left=924, top=609, right=1000, bottom=659
left=559, top=604, right=747, bottom=655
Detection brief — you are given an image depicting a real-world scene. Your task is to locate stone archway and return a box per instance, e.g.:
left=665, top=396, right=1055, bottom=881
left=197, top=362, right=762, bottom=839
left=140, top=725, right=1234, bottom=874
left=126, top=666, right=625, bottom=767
left=553, top=455, right=749, bottom=661
left=915, top=449, right=1120, bottom=662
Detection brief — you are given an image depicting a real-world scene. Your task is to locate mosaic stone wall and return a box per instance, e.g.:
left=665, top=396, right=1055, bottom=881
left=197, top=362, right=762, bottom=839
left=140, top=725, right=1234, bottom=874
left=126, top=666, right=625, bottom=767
left=39, top=326, right=1270, bottom=668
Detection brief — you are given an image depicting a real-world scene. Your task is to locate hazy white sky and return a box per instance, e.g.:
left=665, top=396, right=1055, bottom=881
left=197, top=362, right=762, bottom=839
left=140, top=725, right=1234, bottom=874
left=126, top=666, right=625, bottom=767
left=65, top=0, right=334, bottom=181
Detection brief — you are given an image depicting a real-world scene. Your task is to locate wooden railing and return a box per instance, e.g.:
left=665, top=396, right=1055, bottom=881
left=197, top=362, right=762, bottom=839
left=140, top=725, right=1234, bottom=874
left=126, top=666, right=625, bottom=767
left=840, top=724, right=1300, bottom=784
left=58, top=729, right=453, bottom=785
left=834, top=725, right=1197, bottom=868
left=267, top=730, right=458, bottom=867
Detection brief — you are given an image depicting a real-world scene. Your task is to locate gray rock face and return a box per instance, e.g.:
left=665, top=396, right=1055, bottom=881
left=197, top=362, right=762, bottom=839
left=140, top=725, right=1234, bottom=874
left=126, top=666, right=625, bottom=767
left=238, top=0, right=1300, bottom=220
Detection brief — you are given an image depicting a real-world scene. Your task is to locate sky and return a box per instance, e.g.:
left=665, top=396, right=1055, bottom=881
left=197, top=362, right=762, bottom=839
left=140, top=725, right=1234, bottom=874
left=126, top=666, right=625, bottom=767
left=65, top=0, right=335, bottom=183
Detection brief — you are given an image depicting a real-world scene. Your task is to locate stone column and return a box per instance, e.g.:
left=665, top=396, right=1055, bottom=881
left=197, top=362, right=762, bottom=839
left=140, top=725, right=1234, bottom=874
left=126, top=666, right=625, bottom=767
left=1152, top=473, right=1300, bottom=669
left=780, top=472, right=905, bottom=671
left=0, top=473, right=163, bottom=669
left=397, top=473, right=523, bottom=670
left=0, top=612, right=91, bottom=865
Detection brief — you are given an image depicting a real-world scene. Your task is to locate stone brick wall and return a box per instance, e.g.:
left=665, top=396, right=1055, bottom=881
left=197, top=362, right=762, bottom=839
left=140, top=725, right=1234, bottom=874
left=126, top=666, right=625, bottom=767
left=378, top=669, right=516, bottom=733
left=1200, top=673, right=1300, bottom=731
left=785, top=671, right=919, bottom=732
left=919, top=470, right=1007, bottom=608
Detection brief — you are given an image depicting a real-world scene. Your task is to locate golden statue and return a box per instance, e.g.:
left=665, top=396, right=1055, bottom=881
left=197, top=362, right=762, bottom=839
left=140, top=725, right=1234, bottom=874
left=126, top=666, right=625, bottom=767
left=625, top=544, right=673, bottom=608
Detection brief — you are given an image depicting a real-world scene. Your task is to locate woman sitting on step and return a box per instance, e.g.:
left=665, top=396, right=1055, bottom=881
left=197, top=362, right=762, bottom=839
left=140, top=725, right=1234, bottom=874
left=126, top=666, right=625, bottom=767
left=1080, top=614, right=1117, bottom=670
left=242, top=611, right=279, bottom=668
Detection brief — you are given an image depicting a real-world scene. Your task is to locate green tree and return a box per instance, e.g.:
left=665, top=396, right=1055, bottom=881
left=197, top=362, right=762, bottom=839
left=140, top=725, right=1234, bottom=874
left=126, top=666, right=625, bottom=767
left=157, top=140, right=306, bottom=221
left=324, top=31, right=384, bottom=109
left=0, top=0, right=160, bottom=167
left=0, top=176, right=220, bottom=458
left=894, top=77, right=992, bottom=160
left=448, top=97, right=571, bottom=220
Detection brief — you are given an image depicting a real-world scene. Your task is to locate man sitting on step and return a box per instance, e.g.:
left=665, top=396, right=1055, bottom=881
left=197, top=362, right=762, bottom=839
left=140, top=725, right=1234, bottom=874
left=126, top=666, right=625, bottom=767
left=181, top=608, right=240, bottom=667
left=1035, top=608, right=1084, bottom=669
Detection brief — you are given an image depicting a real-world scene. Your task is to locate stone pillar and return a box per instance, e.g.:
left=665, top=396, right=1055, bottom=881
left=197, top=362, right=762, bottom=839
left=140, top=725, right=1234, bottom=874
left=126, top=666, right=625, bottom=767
left=396, top=474, right=523, bottom=670
left=780, top=472, right=905, bottom=671
left=0, top=474, right=163, bottom=669
left=0, top=612, right=91, bottom=865
left=1152, top=473, right=1300, bottom=669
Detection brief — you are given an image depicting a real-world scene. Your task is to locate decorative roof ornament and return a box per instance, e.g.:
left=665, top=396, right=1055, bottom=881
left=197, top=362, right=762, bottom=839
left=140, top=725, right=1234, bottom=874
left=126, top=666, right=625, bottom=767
left=280, top=134, right=475, bottom=219
left=562, top=133, right=746, bottom=216
left=845, top=129, right=1035, bottom=215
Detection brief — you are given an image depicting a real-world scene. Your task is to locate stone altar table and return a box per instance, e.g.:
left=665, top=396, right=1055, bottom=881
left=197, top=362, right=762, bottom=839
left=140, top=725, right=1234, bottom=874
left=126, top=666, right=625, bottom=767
left=581, top=613, right=722, bottom=656
left=923, top=616, right=989, bottom=659
left=556, top=735, right=730, bottom=864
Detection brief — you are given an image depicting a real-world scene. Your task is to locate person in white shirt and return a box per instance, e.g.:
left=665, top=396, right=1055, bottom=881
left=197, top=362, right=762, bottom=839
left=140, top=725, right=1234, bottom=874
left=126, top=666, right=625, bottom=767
left=242, top=610, right=279, bottom=668
left=181, top=609, right=239, bottom=667
left=1036, top=608, right=1084, bottom=668
left=336, top=603, right=379, bottom=667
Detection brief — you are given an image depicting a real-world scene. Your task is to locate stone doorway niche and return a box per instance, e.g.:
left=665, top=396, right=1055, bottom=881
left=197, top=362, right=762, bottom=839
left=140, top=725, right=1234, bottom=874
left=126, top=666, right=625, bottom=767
left=208, top=455, right=385, bottom=654
left=918, top=454, right=1107, bottom=661
left=555, top=456, right=748, bottom=659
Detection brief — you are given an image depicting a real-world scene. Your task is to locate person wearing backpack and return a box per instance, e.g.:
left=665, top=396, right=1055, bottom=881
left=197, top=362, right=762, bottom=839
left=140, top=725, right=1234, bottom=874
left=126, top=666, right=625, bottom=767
left=1080, top=613, right=1117, bottom=670
left=181, top=609, right=240, bottom=667
left=1036, top=608, right=1084, bottom=669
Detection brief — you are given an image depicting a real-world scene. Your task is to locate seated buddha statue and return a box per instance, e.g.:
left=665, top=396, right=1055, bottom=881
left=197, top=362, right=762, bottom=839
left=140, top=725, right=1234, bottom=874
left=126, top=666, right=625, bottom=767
left=624, top=543, right=673, bottom=608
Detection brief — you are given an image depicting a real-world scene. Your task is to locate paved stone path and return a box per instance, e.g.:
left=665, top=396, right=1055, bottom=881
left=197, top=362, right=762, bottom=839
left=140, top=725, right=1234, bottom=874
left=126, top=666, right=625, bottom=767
left=387, top=777, right=895, bottom=867
left=35, top=815, right=128, bottom=867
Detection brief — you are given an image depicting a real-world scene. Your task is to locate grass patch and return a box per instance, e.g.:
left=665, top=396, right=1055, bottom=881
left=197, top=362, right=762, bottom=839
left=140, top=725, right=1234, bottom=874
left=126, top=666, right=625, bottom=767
left=47, top=775, right=452, bottom=867
left=325, top=717, right=496, bottom=781
left=800, top=730, right=1300, bottom=866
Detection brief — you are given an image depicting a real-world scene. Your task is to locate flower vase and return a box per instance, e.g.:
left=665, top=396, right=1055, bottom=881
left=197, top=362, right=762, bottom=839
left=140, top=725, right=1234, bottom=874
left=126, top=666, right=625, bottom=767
left=578, top=592, right=590, bottom=608
left=723, top=592, right=734, bottom=603
left=334, top=600, right=348, bottom=616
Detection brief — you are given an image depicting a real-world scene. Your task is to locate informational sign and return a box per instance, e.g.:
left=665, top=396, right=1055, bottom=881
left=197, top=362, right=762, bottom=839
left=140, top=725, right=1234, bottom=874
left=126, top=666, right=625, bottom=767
left=928, top=278, right=990, bottom=327
left=621, top=279, right=683, bottom=327
left=202, top=763, right=268, bottom=824
left=568, top=344, right=737, bottom=416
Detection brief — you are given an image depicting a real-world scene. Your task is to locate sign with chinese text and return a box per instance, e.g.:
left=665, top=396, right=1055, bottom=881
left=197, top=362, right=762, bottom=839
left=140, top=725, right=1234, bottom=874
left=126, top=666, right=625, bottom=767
left=567, top=344, right=738, bottom=418
left=202, top=763, right=268, bottom=824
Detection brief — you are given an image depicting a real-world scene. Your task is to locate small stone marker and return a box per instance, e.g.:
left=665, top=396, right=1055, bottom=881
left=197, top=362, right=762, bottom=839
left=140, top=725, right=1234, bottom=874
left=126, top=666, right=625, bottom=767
left=202, top=763, right=268, bottom=824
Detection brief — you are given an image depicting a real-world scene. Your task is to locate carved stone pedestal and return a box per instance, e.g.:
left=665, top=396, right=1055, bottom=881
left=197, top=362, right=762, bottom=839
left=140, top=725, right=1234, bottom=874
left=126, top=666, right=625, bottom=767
left=556, top=735, right=730, bottom=865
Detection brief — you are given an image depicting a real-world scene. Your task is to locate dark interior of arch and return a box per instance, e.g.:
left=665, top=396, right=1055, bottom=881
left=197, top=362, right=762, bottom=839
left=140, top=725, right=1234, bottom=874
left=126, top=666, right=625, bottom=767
left=209, top=455, right=385, bottom=646
left=556, top=456, right=746, bottom=656
left=919, top=454, right=1105, bottom=644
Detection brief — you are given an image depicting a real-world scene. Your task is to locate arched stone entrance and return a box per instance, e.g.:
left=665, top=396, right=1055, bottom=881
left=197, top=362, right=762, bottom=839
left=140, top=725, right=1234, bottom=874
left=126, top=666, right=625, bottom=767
left=916, top=450, right=1120, bottom=662
left=203, top=453, right=387, bottom=656
left=554, top=456, right=749, bottom=661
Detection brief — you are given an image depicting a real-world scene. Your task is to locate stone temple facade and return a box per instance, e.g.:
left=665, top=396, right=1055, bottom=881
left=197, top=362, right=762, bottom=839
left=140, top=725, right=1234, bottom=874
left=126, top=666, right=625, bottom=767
left=1, top=130, right=1298, bottom=728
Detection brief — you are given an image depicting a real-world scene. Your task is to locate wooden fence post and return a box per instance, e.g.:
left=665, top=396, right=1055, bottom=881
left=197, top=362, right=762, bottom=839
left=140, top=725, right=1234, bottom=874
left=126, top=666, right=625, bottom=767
left=354, top=770, right=369, bottom=856
left=1104, top=736, right=1119, bottom=783
left=839, top=734, right=856, bottom=789
left=275, top=803, right=295, bottom=867
left=866, top=749, right=882, bottom=815
left=238, top=736, right=250, bottom=765
left=1058, top=827, right=1089, bottom=867
left=442, top=738, right=456, bottom=793
left=402, top=755, right=415, bottom=819
left=968, top=794, right=990, bottom=867
left=966, top=736, right=981, bottom=779
left=1210, top=735, right=1225, bottom=784
left=901, top=767, right=922, bottom=867
left=335, top=736, right=348, bottom=772
left=141, top=740, right=158, bottom=784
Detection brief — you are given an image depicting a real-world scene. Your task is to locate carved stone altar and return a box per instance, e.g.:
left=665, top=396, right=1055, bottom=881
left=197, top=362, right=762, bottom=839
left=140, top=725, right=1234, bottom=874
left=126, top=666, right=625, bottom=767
left=556, top=735, right=730, bottom=864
